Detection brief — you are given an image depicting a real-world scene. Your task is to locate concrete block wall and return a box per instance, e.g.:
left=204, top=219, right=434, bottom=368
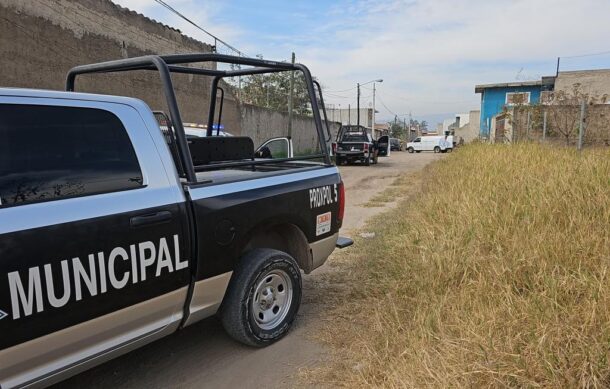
left=240, top=103, right=340, bottom=153
left=555, top=70, right=610, bottom=99
left=0, top=0, right=233, bottom=124
left=0, top=0, right=327, bottom=155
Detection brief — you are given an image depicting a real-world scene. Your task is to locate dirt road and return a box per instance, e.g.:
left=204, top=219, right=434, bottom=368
left=57, top=151, right=440, bottom=389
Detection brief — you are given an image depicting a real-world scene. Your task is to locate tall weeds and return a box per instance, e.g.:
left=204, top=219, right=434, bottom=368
left=318, top=143, right=610, bottom=387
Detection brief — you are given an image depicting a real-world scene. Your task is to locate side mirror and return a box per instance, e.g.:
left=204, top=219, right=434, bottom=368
left=255, top=146, right=272, bottom=158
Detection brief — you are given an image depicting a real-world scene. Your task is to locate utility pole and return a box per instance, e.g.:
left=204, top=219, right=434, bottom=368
left=238, top=52, right=242, bottom=100
left=288, top=52, right=295, bottom=138
left=348, top=104, right=351, bottom=125
left=338, top=104, right=342, bottom=124
left=357, top=83, right=360, bottom=128
left=372, top=82, right=376, bottom=137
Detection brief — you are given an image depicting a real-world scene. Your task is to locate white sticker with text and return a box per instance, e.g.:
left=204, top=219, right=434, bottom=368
left=316, top=212, right=332, bottom=236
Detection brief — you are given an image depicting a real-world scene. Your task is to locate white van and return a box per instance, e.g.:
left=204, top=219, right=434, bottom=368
left=406, top=136, right=453, bottom=153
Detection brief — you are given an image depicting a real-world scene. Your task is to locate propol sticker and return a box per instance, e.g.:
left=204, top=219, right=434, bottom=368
left=316, top=212, right=332, bottom=236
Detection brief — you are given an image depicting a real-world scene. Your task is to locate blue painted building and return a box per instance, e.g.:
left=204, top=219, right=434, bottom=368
left=475, top=78, right=554, bottom=137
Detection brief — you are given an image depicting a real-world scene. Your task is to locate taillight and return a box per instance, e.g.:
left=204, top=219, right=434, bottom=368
left=338, top=181, right=345, bottom=227
left=332, top=142, right=337, bottom=154
left=363, top=143, right=369, bottom=151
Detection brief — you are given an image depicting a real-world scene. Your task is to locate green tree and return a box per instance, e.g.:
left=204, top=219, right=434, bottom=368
left=420, top=120, right=428, bottom=132
left=229, top=56, right=314, bottom=115
left=389, top=121, right=405, bottom=138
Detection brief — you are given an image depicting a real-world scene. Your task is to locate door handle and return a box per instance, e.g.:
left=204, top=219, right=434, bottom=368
left=130, top=211, right=173, bottom=228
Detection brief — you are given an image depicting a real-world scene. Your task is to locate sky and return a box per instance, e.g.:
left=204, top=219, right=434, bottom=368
left=113, top=0, right=610, bottom=125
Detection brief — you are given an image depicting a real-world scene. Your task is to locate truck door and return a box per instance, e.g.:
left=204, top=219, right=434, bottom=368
left=413, top=137, right=422, bottom=151
left=0, top=99, right=190, bottom=387
left=378, top=135, right=390, bottom=157
left=256, top=137, right=293, bottom=158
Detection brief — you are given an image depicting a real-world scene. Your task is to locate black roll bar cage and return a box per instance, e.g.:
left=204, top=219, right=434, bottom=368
left=65, top=53, right=331, bottom=183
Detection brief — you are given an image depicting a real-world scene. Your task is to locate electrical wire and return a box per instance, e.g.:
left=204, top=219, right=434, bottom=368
left=325, top=85, right=358, bottom=93
left=376, top=94, right=399, bottom=117
left=152, top=0, right=248, bottom=57
left=562, top=49, right=610, bottom=59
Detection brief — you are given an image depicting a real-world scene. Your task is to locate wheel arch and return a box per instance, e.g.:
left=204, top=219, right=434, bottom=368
left=241, top=222, right=313, bottom=273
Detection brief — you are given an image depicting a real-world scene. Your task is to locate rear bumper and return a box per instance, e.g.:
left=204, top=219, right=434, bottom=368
left=310, top=232, right=339, bottom=270
left=309, top=233, right=354, bottom=271
left=337, top=151, right=367, bottom=156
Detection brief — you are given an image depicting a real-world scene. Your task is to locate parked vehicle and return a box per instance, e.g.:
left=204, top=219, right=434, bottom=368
left=377, top=135, right=391, bottom=157
left=390, top=138, right=402, bottom=151
left=406, top=135, right=453, bottom=153
left=0, top=53, right=353, bottom=388
left=333, top=125, right=388, bottom=165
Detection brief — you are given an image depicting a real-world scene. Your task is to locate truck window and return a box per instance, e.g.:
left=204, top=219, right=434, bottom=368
left=0, top=104, right=143, bottom=206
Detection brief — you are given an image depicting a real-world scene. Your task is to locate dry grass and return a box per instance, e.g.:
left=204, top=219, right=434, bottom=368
left=362, top=175, right=418, bottom=208
left=312, top=143, right=610, bottom=388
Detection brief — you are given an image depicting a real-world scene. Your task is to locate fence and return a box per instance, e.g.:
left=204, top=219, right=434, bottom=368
left=499, top=103, right=610, bottom=149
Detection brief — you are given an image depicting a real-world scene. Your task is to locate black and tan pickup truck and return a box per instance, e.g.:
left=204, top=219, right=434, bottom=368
left=0, top=54, right=352, bottom=388
left=332, top=125, right=389, bottom=165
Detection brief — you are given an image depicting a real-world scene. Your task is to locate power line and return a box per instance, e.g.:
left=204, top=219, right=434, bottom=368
left=325, top=92, right=350, bottom=99
left=152, top=0, right=247, bottom=57
left=325, top=85, right=358, bottom=93
left=376, top=94, right=399, bottom=117
left=562, top=49, right=610, bottom=59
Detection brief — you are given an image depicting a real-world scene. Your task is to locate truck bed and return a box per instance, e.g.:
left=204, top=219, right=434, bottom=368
left=194, top=161, right=326, bottom=185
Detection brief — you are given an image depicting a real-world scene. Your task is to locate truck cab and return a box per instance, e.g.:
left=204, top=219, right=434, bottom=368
left=0, top=53, right=352, bottom=388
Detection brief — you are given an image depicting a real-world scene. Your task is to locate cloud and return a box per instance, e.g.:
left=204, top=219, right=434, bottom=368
left=251, top=0, right=610, bottom=120
left=112, top=0, right=610, bottom=123
left=111, top=0, right=244, bottom=51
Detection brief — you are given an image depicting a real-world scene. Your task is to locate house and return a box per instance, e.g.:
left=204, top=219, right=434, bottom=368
left=475, top=68, right=610, bottom=138
left=475, top=79, right=554, bottom=138
left=373, top=122, right=389, bottom=139
left=439, top=112, right=479, bottom=143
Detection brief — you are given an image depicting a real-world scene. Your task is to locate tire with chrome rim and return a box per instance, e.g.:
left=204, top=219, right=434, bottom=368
left=220, top=248, right=302, bottom=347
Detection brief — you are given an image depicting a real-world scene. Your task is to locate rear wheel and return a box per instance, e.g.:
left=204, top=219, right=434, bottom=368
left=220, top=248, right=302, bottom=347
left=407, top=147, right=414, bottom=153
left=434, top=146, right=441, bottom=153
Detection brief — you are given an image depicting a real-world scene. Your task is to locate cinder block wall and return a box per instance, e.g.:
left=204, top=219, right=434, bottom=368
left=555, top=70, right=610, bottom=99
left=0, top=0, right=243, bottom=127
left=240, top=103, right=341, bottom=152
left=0, top=0, right=327, bottom=153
